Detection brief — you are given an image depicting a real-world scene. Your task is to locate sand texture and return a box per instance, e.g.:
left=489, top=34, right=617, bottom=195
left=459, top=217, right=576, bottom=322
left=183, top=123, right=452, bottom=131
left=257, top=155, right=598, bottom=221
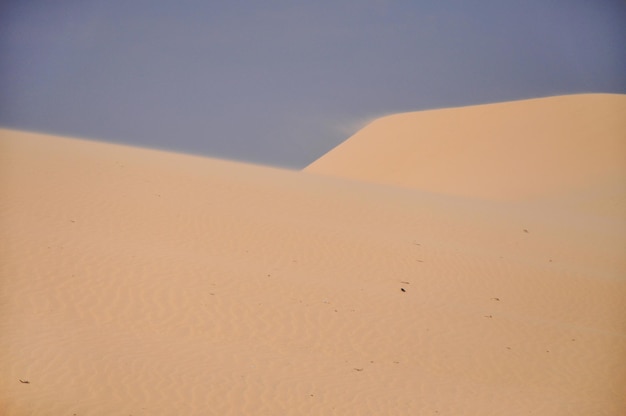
left=1, top=94, right=625, bottom=415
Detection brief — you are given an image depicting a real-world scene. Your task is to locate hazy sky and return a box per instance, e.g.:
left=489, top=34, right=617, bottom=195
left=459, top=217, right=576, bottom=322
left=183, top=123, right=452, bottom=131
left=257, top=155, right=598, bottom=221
left=1, top=1, right=625, bottom=168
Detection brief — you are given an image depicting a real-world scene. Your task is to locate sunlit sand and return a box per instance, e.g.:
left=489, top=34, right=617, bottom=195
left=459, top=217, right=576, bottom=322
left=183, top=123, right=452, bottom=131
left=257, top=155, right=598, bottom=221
left=1, top=94, right=625, bottom=415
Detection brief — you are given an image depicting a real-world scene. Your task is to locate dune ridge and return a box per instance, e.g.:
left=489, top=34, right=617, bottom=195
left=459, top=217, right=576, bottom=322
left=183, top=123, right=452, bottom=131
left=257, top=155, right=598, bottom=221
left=1, top=95, right=626, bottom=416
left=305, top=93, right=626, bottom=204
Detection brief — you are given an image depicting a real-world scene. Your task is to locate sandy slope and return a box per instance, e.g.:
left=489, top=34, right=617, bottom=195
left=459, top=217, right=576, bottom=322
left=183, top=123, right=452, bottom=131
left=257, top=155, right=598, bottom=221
left=1, top=112, right=625, bottom=414
left=305, top=94, right=626, bottom=206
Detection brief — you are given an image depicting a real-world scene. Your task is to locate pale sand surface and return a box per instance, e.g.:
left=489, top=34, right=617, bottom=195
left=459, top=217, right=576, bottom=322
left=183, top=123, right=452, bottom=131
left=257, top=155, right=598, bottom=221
left=1, top=94, right=625, bottom=415
left=306, top=94, right=626, bottom=207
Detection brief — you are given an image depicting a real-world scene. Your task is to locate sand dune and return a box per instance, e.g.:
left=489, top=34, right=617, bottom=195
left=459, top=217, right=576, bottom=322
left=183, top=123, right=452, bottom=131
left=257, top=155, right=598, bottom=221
left=305, top=94, right=626, bottom=205
left=1, top=98, right=625, bottom=416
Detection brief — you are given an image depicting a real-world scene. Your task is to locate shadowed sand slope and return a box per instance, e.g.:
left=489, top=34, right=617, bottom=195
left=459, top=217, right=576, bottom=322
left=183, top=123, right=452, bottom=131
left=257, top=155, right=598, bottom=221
left=1, top=128, right=625, bottom=415
left=305, top=94, right=626, bottom=203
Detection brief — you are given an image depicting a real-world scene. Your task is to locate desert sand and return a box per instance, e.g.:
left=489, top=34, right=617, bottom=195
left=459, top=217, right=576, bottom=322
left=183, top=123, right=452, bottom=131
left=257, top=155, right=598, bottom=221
left=1, top=93, right=625, bottom=415
left=306, top=94, right=626, bottom=204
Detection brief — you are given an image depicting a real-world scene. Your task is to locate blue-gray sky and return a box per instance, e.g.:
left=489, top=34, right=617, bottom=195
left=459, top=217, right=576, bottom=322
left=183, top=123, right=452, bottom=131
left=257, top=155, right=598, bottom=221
left=1, top=1, right=625, bottom=168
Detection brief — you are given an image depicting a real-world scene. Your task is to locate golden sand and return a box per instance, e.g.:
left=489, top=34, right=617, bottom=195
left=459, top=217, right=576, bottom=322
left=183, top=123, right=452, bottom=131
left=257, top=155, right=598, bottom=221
left=1, top=94, right=625, bottom=415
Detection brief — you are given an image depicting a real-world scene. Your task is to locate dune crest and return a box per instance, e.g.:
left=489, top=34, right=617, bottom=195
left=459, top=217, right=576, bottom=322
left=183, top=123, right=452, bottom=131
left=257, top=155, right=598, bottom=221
left=305, top=94, right=626, bottom=203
